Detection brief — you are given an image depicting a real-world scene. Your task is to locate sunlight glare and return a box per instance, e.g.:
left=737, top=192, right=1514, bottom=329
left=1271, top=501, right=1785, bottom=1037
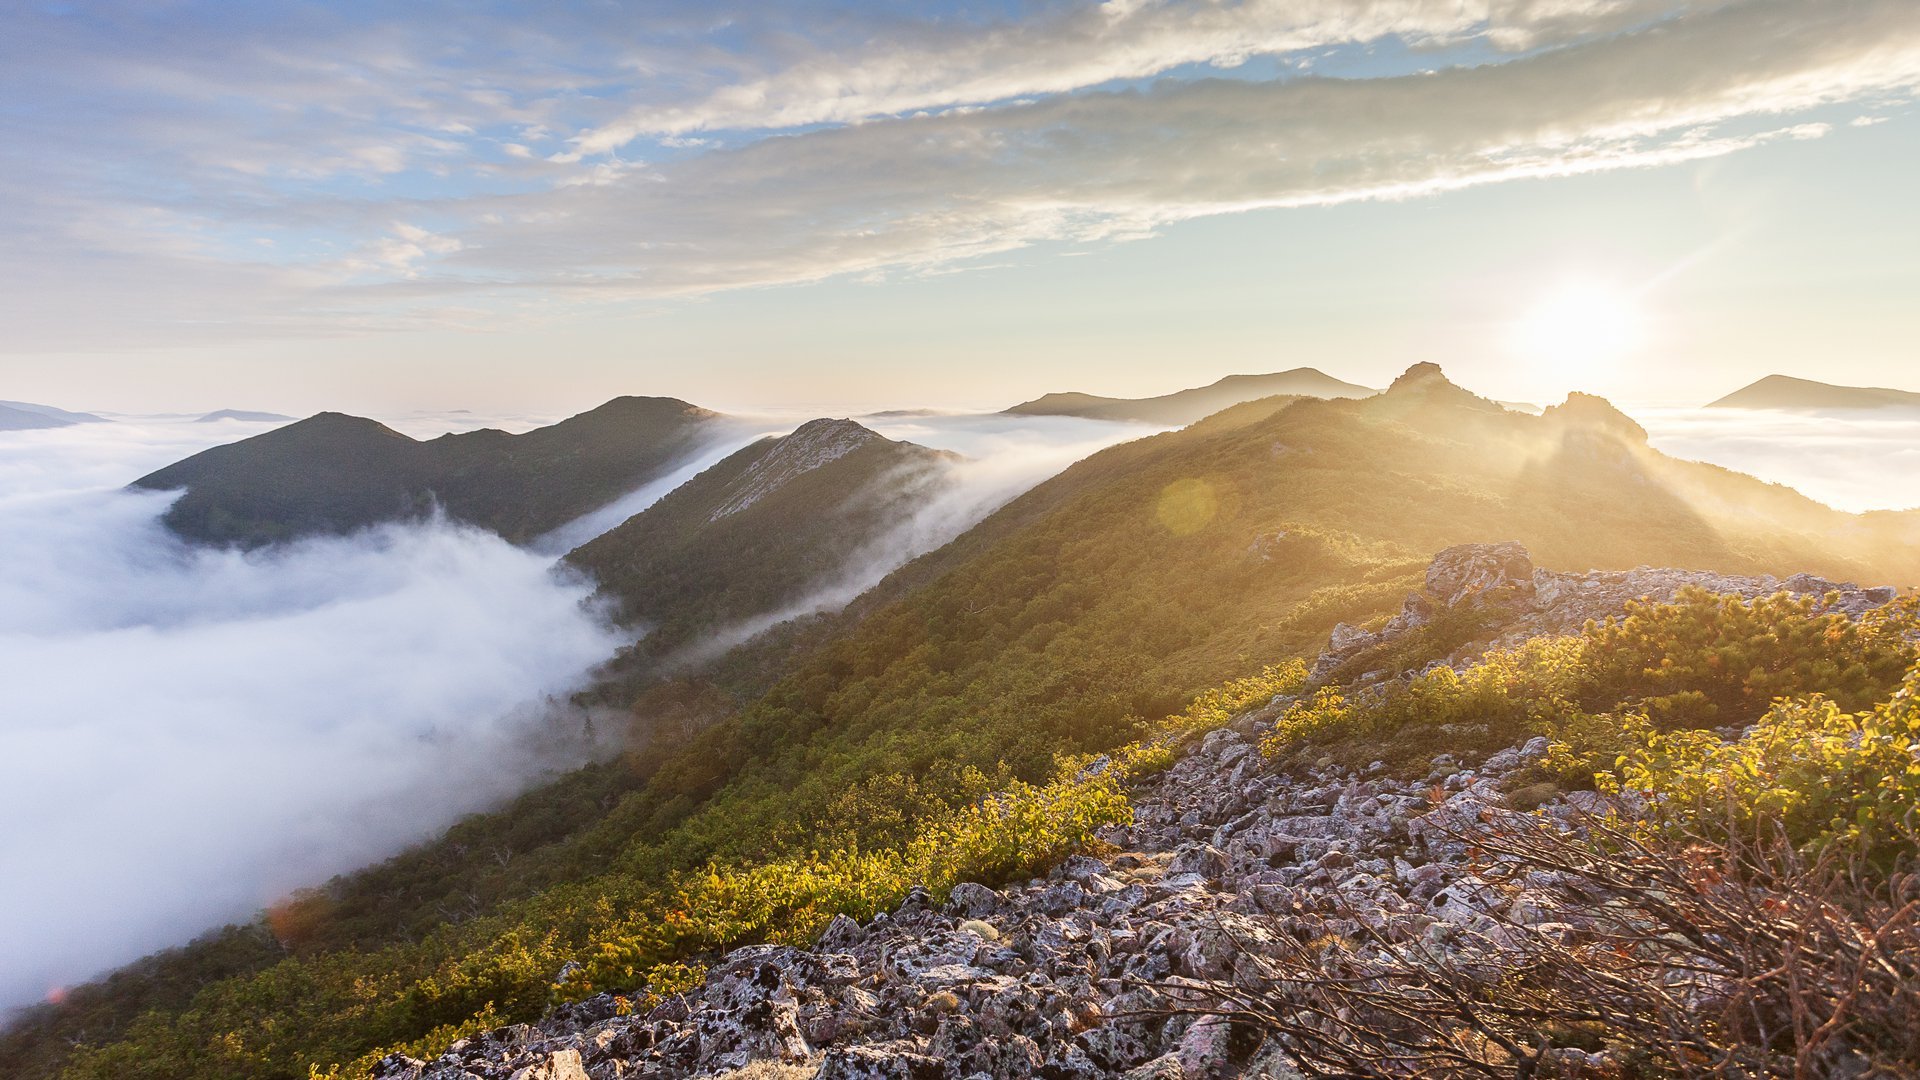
left=1508, top=280, right=1645, bottom=377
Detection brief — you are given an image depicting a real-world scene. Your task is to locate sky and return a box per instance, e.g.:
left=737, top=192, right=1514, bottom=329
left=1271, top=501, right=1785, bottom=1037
left=1, top=0, right=1918, bottom=415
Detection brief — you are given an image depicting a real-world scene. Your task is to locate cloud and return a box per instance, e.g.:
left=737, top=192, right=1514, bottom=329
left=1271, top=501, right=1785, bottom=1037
left=0, top=421, right=625, bottom=1013
left=1639, top=406, right=1920, bottom=513
left=445, top=0, right=1920, bottom=298
left=570, top=0, right=1691, bottom=150
left=2, top=1, right=1917, bottom=351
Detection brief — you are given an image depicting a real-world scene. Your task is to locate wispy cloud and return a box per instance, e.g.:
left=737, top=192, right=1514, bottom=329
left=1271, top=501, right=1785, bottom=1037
left=2, top=0, right=1916, bottom=351
left=568, top=0, right=1691, bottom=151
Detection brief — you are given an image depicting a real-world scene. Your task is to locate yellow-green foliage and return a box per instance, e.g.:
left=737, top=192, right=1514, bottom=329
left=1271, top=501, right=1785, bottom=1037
left=565, top=670, right=1303, bottom=1003
left=1112, top=661, right=1307, bottom=775
left=1581, top=588, right=1918, bottom=728
left=1604, top=668, right=1920, bottom=867
left=1261, top=590, right=1920, bottom=772
left=565, top=767, right=1131, bottom=999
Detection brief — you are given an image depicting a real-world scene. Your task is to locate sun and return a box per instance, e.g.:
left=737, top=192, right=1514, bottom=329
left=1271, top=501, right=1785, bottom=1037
left=1508, top=280, right=1645, bottom=376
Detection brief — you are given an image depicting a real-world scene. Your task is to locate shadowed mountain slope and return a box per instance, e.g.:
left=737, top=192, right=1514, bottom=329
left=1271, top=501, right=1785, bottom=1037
left=0, top=400, right=109, bottom=427
left=567, top=418, right=959, bottom=662
left=1004, top=367, right=1374, bottom=425
left=0, top=403, right=73, bottom=431
left=1708, top=373, right=1920, bottom=410
left=131, top=397, right=723, bottom=546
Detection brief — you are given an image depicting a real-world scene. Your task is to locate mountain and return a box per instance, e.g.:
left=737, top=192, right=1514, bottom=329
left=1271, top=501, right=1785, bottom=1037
left=566, top=418, right=958, bottom=663
left=1004, top=367, right=1375, bottom=425
left=0, top=404, right=70, bottom=431
left=0, top=400, right=107, bottom=430
left=131, top=397, right=723, bottom=546
left=1708, top=373, right=1920, bottom=410
left=18, top=365, right=1920, bottom=1080
left=195, top=409, right=296, bottom=423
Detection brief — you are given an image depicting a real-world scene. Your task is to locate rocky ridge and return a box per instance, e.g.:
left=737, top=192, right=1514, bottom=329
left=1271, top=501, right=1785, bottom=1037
left=708, top=420, right=887, bottom=522
left=374, top=545, right=1897, bottom=1080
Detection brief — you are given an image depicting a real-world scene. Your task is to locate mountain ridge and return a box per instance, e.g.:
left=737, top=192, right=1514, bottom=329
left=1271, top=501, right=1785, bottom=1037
left=1005, top=367, right=1374, bottom=425
left=1708, top=373, right=1920, bottom=410
left=565, top=417, right=960, bottom=668
left=131, top=397, right=723, bottom=546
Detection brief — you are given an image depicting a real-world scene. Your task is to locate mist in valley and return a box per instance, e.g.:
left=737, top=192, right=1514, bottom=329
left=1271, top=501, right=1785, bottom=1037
left=0, top=408, right=1156, bottom=1015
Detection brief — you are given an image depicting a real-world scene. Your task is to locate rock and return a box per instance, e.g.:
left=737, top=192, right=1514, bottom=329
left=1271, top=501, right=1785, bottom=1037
left=508, top=1050, right=589, bottom=1080
left=820, top=912, right=864, bottom=949
left=1166, top=843, right=1230, bottom=880
left=1426, top=542, right=1536, bottom=609
left=1328, top=622, right=1373, bottom=651
left=945, top=881, right=1002, bottom=918
left=371, top=1055, right=428, bottom=1080
left=394, top=546, right=1897, bottom=1080
left=1176, top=1014, right=1236, bottom=1078
left=817, top=1044, right=953, bottom=1079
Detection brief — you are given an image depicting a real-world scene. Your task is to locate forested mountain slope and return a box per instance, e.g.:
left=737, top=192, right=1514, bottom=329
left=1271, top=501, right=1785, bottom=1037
left=567, top=418, right=958, bottom=664
left=132, top=397, right=723, bottom=546
left=11, top=364, right=1920, bottom=1079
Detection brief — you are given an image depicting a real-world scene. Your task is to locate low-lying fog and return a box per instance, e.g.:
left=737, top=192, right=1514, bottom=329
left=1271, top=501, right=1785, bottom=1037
left=1638, top=406, right=1920, bottom=514
left=0, top=417, right=630, bottom=1014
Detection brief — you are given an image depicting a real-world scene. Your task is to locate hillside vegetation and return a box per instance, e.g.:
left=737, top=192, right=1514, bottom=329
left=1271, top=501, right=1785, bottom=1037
left=132, top=397, right=723, bottom=546
left=567, top=419, right=956, bottom=666
left=10, top=365, right=1920, bottom=1079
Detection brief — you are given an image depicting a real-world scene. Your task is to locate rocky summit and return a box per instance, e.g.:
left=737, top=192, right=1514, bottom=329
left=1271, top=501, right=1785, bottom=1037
left=369, top=545, right=1896, bottom=1080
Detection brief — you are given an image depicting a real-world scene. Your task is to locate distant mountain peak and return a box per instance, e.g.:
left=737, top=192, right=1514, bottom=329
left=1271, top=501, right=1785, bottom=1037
left=195, top=409, right=295, bottom=423
left=1004, top=367, right=1374, bottom=426
left=132, top=398, right=727, bottom=546
left=1708, top=374, right=1920, bottom=411
left=1541, top=391, right=1648, bottom=443
left=709, top=419, right=887, bottom=521
left=0, top=400, right=109, bottom=429
left=1385, top=361, right=1450, bottom=392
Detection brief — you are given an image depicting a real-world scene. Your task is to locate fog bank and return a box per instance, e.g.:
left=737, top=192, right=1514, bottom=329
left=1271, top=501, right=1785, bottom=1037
left=0, top=420, right=624, bottom=1013
left=1639, top=407, right=1920, bottom=513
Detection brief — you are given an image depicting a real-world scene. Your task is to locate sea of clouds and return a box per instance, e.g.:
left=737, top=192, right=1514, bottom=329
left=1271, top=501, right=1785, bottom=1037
left=1638, top=406, right=1920, bottom=514
left=0, top=415, right=634, bottom=1013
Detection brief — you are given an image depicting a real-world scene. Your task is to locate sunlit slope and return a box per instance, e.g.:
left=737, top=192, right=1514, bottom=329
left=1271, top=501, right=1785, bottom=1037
left=566, top=418, right=958, bottom=661
left=1004, top=366, right=1374, bottom=425
left=132, top=397, right=722, bottom=546
left=13, top=364, right=1920, bottom=1080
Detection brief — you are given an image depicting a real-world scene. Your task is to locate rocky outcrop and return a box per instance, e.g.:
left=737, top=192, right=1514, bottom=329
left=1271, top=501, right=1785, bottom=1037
left=1314, top=541, right=1896, bottom=680
left=381, top=545, right=1897, bottom=1080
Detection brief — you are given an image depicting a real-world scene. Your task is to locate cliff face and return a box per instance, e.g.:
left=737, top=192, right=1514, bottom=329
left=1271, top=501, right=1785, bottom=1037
left=372, top=544, right=1899, bottom=1080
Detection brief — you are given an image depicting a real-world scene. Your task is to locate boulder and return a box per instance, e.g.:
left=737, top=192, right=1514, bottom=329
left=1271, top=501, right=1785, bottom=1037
left=1425, top=542, right=1535, bottom=609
